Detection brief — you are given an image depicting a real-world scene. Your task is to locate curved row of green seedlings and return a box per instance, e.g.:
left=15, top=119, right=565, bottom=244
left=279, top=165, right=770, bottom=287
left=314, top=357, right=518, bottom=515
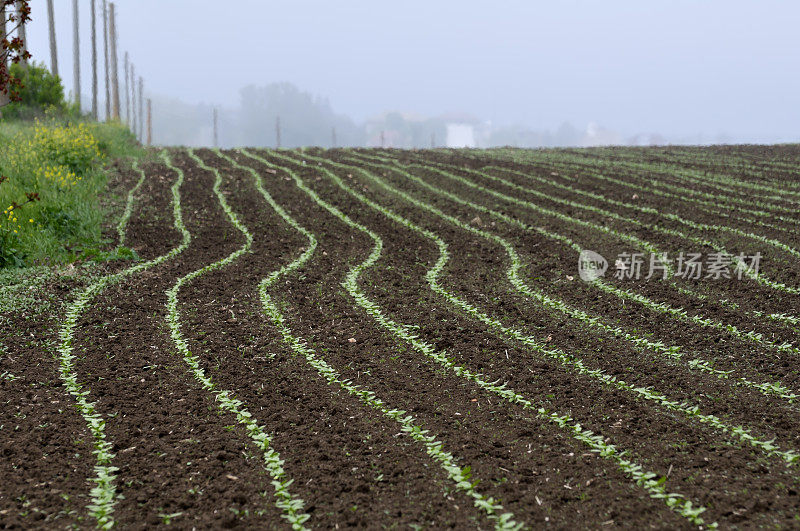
left=436, top=149, right=800, bottom=300
left=321, top=152, right=800, bottom=467
left=501, top=151, right=800, bottom=296
left=115, top=159, right=148, bottom=246
left=219, top=150, right=523, bottom=530
left=395, top=153, right=800, bottom=349
left=532, top=153, right=796, bottom=241
left=375, top=150, right=789, bottom=309
left=463, top=156, right=800, bottom=309
left=164, top=150, right=311, bottom=529
left=56, top=153, right=190, bottom=528
left=345, top=152, right=798, bottom=403
left=572, top=148, right=800, bottom=204
left=465, top=159, right=800, bottom=329
left=468, top=151, right=800, bottom=328
left=489, top=148, right=795, bottom=239
left=536, top=150, right=800, bottom=220
left=720, top=151, right=800, bottom=189
left=364, top=151, right=800, bottom=356
left=514, top=149, right=800, bottom=236
left=603, top=148, right=800, bottom=201
left=255, top=148, right=719, bottom=528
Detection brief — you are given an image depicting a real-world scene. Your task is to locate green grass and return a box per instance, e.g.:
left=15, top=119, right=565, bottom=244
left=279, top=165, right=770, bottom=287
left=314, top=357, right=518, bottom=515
left=0, top=117, right=142, bottom=268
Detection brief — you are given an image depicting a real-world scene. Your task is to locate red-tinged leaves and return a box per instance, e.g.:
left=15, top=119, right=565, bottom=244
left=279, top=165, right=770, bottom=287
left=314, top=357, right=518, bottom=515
left=1, top=1, right=31, bottom=103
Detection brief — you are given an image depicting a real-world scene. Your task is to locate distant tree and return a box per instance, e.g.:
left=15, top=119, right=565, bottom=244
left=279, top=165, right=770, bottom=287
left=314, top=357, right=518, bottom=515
left=239, top=82, right=363, bottom=148
left=1, top=0, right=31, bottom=106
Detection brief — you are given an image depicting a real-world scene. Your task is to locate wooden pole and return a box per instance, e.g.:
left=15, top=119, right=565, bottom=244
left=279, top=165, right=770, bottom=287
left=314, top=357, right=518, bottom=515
left=102, top=0, right=109, bottom=119
left=109, top=2, right=120, bottom=119
left=0, top=6, right=8, bottom=109
left=275, top=116, right=281, bottom=148
left=123, top=52, right=129, bottom=125
left=90, top=0, right=97, bottom=118
left=138, top=76, right=143, bottom=142
left=47, top=0, right=58, bottom=77
left=72, top=0, right=81, bottom=110
left=129, top=63, right=136, bottom=135
left=146, top=99, right=152, bottom=146
left=16, top=1, right=28, bottom=68
left=213, top=108, right=218, bottom=148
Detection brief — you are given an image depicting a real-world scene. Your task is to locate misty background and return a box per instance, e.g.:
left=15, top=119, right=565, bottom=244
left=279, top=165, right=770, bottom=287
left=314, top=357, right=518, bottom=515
left=22, top=1, right=800, bottom=148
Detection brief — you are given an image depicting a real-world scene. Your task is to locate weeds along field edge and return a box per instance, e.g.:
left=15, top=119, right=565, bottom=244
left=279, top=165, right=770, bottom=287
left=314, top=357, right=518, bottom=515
left=0, top=120, right=142, bottom=267
left=342, top=151, right=799, bottom=404
left=256, top=149, right=717, bottom=528
left=55, top=152, right=190, bottom=528
left=222, top=149, right=526, bottom=529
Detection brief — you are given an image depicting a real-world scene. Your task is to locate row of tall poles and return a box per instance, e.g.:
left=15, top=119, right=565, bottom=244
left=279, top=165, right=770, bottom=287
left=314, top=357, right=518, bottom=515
left=43, top=0, right=151, bottom=144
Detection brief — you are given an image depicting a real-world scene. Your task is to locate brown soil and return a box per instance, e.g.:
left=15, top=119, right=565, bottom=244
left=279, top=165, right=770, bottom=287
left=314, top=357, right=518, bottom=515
left=4, top=146, right=800, bottom=529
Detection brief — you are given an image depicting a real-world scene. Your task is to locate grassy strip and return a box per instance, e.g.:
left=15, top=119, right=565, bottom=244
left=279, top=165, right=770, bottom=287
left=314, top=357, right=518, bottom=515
left=0, top=120, right=140, bottom=267
left=345, top=152, right=797, bottom=403
left=320, top=153, right=799, bottom=467
left=221, top=150, right=523, bottom=530
left=166, top=150, right=311, bottom=529
left=56, top=152, right=190, bottom=528
left=253, top=149, right=717, bottom=528
left=392, top=156, right=800, bottom=355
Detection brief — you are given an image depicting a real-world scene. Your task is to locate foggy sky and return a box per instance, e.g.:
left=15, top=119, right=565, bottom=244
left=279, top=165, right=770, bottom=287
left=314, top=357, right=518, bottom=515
left=23, top=1, right=800, bottom=143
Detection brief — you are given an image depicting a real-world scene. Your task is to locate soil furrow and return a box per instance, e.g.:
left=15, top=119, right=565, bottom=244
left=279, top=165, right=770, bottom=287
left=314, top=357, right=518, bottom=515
left=288, top=149, right=800, bottom=528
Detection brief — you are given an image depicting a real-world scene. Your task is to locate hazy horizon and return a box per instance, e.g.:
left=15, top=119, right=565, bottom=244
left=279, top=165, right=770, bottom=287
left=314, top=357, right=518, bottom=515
left=22, top=1, right=800, bottom=145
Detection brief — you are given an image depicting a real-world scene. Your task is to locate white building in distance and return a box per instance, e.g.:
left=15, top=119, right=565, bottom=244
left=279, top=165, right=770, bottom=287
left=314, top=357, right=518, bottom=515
left=446, top=124, right=477, bottom=148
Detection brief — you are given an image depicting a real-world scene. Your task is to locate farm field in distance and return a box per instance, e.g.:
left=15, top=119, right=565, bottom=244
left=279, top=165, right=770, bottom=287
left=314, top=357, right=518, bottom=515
left=2, top=144, right=800, bottom=529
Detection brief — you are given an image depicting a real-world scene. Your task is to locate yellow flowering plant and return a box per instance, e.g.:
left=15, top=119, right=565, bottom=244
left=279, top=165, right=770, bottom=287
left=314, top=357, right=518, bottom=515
left=0, top=119, right=131, bottom=267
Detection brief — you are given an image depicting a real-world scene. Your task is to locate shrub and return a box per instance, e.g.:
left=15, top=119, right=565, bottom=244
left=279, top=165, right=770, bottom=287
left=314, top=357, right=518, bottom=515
left=0, top=63, right=76, bottom=120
